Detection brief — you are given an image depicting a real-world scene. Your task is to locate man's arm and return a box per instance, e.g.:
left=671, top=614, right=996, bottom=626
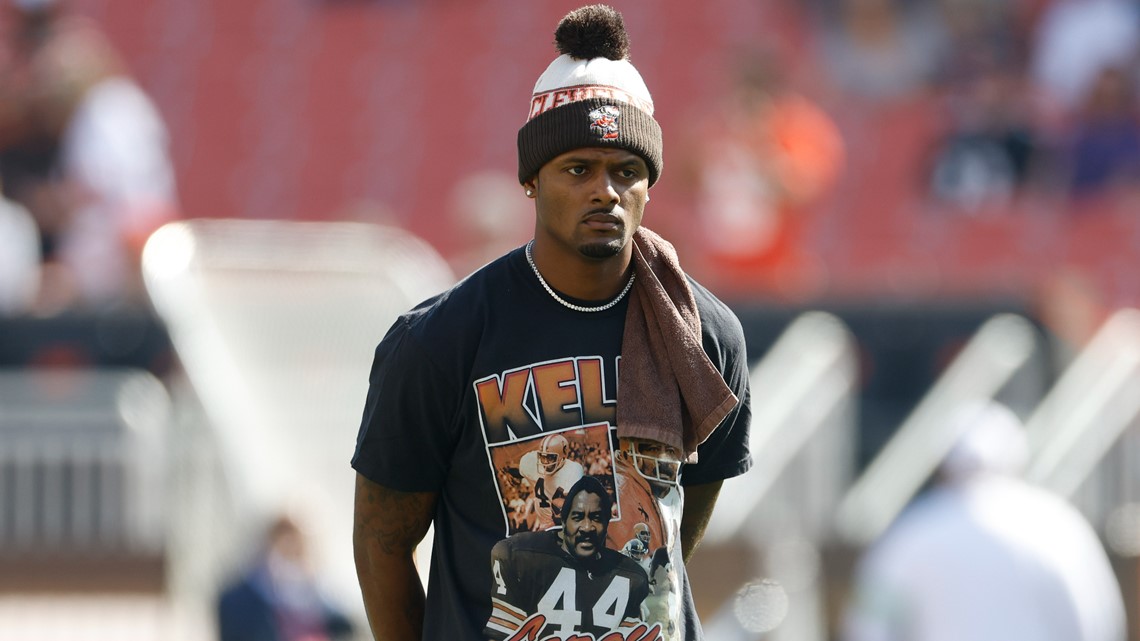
left=353, top=473, right=438, bottom=641
left=679, top=480, right=723, bottom=563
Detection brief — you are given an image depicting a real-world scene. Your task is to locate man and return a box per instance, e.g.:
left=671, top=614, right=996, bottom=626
left=486, top=476, right=651, bottom=639
left=620, top=522, right=653, bottom=574
left=607, top=439, right=682, bottom=564
left=0, top=0, right=178, bottom=309
left=842, top=401, right=1126, bottom=641
left=622, top=537, right=650, bottom=570
left=217, top=516, right=354, bottom=641
left=507, top=488, right=535, bottom=533
left=518, top=432, right=585, bottom=530
left=641, top=547, right=681, bottom=641
left=351, top=5, right=752, bottom=640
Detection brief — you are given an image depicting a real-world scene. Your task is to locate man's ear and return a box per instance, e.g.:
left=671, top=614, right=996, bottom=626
left=523, top=179, right=537, bottom=198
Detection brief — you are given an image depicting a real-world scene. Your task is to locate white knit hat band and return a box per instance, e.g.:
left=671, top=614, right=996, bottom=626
left=528, top=84, right=655, bottom=121
left=517, top=6, right=663, bottom=185
left=528, top=54, right=654, bottom=120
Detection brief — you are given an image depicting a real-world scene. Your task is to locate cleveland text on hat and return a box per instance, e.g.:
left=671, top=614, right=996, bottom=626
left=529, top=85, right=655, bottom=120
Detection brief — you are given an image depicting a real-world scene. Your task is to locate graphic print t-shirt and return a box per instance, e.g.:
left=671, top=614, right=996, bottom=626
left=488, top=530, right=651, bottom=638
left=352, top=246, right=752, bottom=641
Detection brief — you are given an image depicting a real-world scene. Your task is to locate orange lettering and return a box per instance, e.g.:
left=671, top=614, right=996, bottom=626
left=577, top=357, right=617, bottom=427
left=476, top=371, right=542, bottom=442
left=631, top=623, right=664, bottom=641
left=532, top=360, right=580, bottom=430
left=506, top=614, right=547, bottom=641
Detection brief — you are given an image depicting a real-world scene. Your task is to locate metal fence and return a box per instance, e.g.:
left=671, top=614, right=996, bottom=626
left=0, top=368, right=169, bottom=559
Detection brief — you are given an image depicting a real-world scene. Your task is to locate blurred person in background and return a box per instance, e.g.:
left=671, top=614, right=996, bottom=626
left=813, top=0, right=947, bottom=104
left=1033, top=266, right=1112, bottom=371
left=0, top=0, right=178, bottom=312
left=926, top=64, right=1046, bottom=212
left=925, top=0, right=1049, bottom=212
left=0, top=185, right=39, bottom=314
left=841, top=400, right=1126, bottom=641
left=1064, top=63, right=1140, bottom=202
left=1030, top=0, right=1139, bottom=115
left=217, top=515, right=354, bottom=641
left=680, top=51, right=844, bottom=297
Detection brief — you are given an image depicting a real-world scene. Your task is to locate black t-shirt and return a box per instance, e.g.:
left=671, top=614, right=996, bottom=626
left=352, top=245, right=752, bottom=640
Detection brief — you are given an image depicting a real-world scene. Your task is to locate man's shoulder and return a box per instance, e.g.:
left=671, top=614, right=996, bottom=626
left=602, top=548, right=650, bottom=584
left=217, top=575, right=267, bottom=611
left=397, top=248, right=521, bottom=336
left=495, top=530, right=565, bottom=559
left=518, top=450, right=539, bottom=478
left=684, top=275, right=747, bottom=366
left=561, top=459, right=585, bottom=476
left=686, top=275, right=744, bottom=337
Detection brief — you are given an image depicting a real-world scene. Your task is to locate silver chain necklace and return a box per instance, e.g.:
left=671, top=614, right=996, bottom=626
left=525, top=240, right=635, bottom=313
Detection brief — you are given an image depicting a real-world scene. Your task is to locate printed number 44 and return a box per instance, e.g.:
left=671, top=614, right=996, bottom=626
left=536, top=568, right=630, bottom=634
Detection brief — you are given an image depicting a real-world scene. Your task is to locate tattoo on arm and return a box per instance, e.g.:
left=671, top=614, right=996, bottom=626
left=353, top=475, right=437, bottom=639
left=356, top=478, right=436, bottom=554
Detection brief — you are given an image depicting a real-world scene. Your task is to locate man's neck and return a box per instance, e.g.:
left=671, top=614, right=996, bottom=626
left=529, top=239, right=633, bottom=302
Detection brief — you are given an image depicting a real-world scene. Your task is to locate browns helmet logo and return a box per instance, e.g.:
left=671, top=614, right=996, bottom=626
left=588, top=105, right=621, bottom=141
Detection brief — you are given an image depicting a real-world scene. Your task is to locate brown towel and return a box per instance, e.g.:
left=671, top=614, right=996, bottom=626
left=617, top=227, right=739, bottom=462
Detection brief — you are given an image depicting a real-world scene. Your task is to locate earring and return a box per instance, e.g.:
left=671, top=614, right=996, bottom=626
left=525, top=189, right=534, bottom=197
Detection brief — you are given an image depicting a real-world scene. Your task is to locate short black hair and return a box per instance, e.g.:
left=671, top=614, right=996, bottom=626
left=561, top=475, right=612, bottom=524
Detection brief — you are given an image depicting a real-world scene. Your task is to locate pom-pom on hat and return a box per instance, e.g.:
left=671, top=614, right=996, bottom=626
left=518, top=5, right=663, bottom=186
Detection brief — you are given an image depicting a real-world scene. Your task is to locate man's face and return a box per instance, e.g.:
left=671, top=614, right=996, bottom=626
left=538, top=450, right=562, bottom=475
left=633, top=441, right=681, bottom=485
left=637, top=528, right=651, bottom=545
left=560, top=490, right=609, bottom=561
left=528, top=147, right=649, bottom=262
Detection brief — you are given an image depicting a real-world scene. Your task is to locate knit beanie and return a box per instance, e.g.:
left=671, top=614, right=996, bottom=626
left=517, top=5, right=663, bottom=186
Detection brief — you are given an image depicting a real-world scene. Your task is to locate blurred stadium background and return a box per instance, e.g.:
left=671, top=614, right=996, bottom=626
left=3, top=0, right=1140, bottom=639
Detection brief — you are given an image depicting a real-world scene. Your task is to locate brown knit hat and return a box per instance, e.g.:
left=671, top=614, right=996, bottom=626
left=517, top=5, right=663, bottom=186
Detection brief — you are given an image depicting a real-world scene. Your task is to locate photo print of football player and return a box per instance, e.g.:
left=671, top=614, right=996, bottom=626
left=521, top=433, right=583, bottom=530
left=507, top=487, right=536, bottom=533
left=488, top=424, right=616, bottom=534
left=641, top=547, right=681, bottom=641
left=620, top=522, right=653, bottom=575
left=485, top=476, right=656, bottom=641
left=606, top=438, right=684, bottom=562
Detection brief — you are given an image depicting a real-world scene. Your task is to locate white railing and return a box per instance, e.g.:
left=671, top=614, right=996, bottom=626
left=142, top=219, right=455, bottom=630
left=702, top=312, right=858, bottom=641
left=835, top=313, right=1040, bottom=547
left=1025, top=309, right=1140, bottom=518
left=705, top=311, right=858, bottom=545
left=0, top=368, right=169, bottom=554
